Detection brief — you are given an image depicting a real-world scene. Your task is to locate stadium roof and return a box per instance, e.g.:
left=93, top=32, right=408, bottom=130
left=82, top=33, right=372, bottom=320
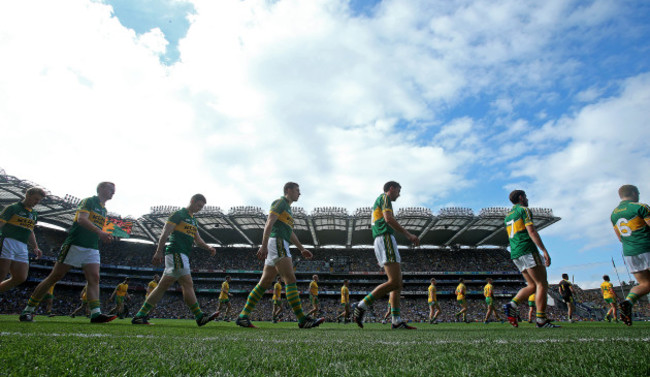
left=0, top=171, right=560, bottom=248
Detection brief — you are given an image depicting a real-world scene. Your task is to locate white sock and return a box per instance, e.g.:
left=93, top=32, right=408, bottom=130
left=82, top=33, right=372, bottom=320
left=358, top=301, right=368, bottom=310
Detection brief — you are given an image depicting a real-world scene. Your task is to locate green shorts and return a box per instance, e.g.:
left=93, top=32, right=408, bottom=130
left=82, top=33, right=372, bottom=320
left=219, top=298, right=230, bottom=304
left=273, top=299, right=281, bottom=306
left=115, top=296, right=124, bottom=305
left=428, top=301, right=437, bottom=307
left=310, top=295, right=319, bottom=305
left=485, top=297, right=493, bottom=306
left=528, top=301, right=535, bottom=307
left=457, top=299, right=466, bottom=305
left=340, top=302, right=349, bottom=307
left=604, top=298, right=615, bottom=304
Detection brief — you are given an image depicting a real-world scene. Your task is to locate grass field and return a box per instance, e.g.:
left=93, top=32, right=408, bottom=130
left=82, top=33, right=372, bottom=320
left=1, top=315, right=649, bottom=377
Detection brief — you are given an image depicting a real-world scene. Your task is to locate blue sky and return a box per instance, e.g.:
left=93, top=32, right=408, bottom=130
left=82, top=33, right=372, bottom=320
left=1, top=0, right=649, bottom=288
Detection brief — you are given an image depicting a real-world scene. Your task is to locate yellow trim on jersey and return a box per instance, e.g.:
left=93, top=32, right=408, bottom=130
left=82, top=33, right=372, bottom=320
left=5, top=215, right=36, bottom=230
left=172, top=221, right=197, bottom=237
left=506, top=218, right=527, bottom=237
left=274, top=211, right=294, bottom=228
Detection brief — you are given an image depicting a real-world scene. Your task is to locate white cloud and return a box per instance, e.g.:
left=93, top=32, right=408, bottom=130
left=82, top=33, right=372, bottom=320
left=0, top=0, right=639, bottom=230
left=508, top=73, right=650, bottom=248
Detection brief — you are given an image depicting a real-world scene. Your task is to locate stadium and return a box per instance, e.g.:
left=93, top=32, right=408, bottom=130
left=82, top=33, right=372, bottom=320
left=2, top=170, right=650, bottom=376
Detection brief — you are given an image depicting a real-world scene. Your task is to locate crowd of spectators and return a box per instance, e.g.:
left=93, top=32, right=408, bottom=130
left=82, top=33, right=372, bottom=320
left=3, top=227, right=645, bottom=322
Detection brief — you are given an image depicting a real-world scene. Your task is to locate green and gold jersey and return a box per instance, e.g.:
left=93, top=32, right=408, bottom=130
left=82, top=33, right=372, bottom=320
left=371, top=193, right=394, bottom=238
left=0, top=202, right=37, bottom=244
left=269, top=197, right=293, bottom=242
left=600, top=281, right=615, bottom=299
left=341, top=285, right=349, bottom=303
left=166, top=208, right=198, bottom=255
left=611, top=200, right=650, bottom=257
left=309, top=280, right=318, bottom=296
left=116, top=283, right=128, bottom=297
left=272, top=282, right=282, bottom=301
left=219, top=281, right=230, bottom=300
left=455, top=283, right=466, bottom=300
left=428, top=284, right=437, bottom=302
left=64, top=196, right=107, bottom=249
left=504, top=205, right=538, bottom=259
left=483, top=283, right=493, bottom=298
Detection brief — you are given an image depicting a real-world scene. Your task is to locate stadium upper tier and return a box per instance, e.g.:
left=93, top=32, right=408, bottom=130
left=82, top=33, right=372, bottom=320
left=0, top=171, right=560, bottom=247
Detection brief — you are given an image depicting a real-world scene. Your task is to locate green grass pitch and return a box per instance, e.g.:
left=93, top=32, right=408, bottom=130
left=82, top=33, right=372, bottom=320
left=1, top=315, right=649, bottom=376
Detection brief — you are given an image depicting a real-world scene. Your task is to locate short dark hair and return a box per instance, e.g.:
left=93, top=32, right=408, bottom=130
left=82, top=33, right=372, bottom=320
left=458, top=278, right=464, bottom=283
left=284, top=182, right=299, bottom=194
left=225, top=275, right=231, bottom=280
left=603, top=275, right=610, bottom=282
left=383, top=181, right=401, bottom=192
left=562, top=273, right=569, bottom=280
left=618, top=185, right=639, bottom=199
left=97, top=181, right=115, bottom=193
left=191, top=194, right=207, bottom=203
left=25, top=187, right=46, bottom=198
left=509, top=190, right=526, bottom=204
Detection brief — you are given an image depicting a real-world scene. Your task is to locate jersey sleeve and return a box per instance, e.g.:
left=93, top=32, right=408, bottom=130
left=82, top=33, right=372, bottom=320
left=167, top=210, right=183, bottom=225
left=381, top=195, right=393, bottom=213
left=77, top=198, right=93, bottom=214
left=522, top=208, right=534, bottom=226
left=640, top=203, right=650, bottom=220
left=270, top=199, right=287, bottom=216
left=0, top=205, right=16, bottom=222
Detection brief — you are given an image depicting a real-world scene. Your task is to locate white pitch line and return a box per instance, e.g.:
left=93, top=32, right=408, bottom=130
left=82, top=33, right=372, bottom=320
left=1, top=332, right=649, bottom=346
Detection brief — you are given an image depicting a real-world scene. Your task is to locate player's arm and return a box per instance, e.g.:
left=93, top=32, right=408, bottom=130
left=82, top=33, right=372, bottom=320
left=76, top=212, right=113, bottom=243
left=290, top=231, right=312, bottom=260
left=194, top=232, right=216, bottom=256
left=153, top=222, right=175, bottom=265
left=28, top=230, right=42, bottom=259
left=257, top=213, right=279, bottom=260
left=525, top=223, right=550, bottom=267
left=383, top=210, right=420, bottom=246
left=613, top=226, right=622, bottom=242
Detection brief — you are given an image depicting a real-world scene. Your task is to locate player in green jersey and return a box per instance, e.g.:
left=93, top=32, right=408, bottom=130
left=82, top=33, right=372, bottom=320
left=502, top=190, right=559, bottom=328
left=132, top=194, right=218, bottom=326
left=353, top=181, right=420, bottom=330
left=611, top=185, right=650, bottom=326
left=0, top=187, right=45, bottom=294
left=20, top=182, right=117, bottom=323
left=236, top=182, right=324, bottom=329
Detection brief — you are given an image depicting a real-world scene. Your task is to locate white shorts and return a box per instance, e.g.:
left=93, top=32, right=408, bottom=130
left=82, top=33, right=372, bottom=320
left=512, top=252, right=542, bottom=272
left=0, top=237, right=29, bottom=264
left=164, top=253, right=191, bottom=278
left=58, top=244, right=100, bottom=268
left=265, top=238, right=292, bottom=267
left=373, top=234, right=401, bottom=267
left=625, top=252, right=650, bottom=274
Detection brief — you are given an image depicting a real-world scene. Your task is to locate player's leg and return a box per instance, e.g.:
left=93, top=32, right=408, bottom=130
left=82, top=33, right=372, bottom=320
left=0, top=259, right=29, bottom=292
left=433, top=304, right=441, bottom=322
left=503, top=267, right=536, bottom=327
left=526, top=264, right=558, bottom=327
left=82, top=263, right=112, bottom=322
left=610, top=302, right=617, bottom=322
left=225, top=301, right=232, bottom=318
left=620, top=269, right=650, bottom=325
left=238, top=264, right=276, bottom=325
left=133, top=276, right=174, bottom=322
left=177, top=274, right=217, bottom=325
left=276, top=258, right=319, bottom=327
left=21, top=262, right=71, bottom=320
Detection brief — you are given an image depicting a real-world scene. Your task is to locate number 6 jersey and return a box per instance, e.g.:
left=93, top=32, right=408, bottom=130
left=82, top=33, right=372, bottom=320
left=611, top=200, right=650, bottom=256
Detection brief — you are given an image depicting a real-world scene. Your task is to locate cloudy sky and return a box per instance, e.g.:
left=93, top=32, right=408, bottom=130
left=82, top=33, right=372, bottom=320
left=1, top=0, right=649, bottom=288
